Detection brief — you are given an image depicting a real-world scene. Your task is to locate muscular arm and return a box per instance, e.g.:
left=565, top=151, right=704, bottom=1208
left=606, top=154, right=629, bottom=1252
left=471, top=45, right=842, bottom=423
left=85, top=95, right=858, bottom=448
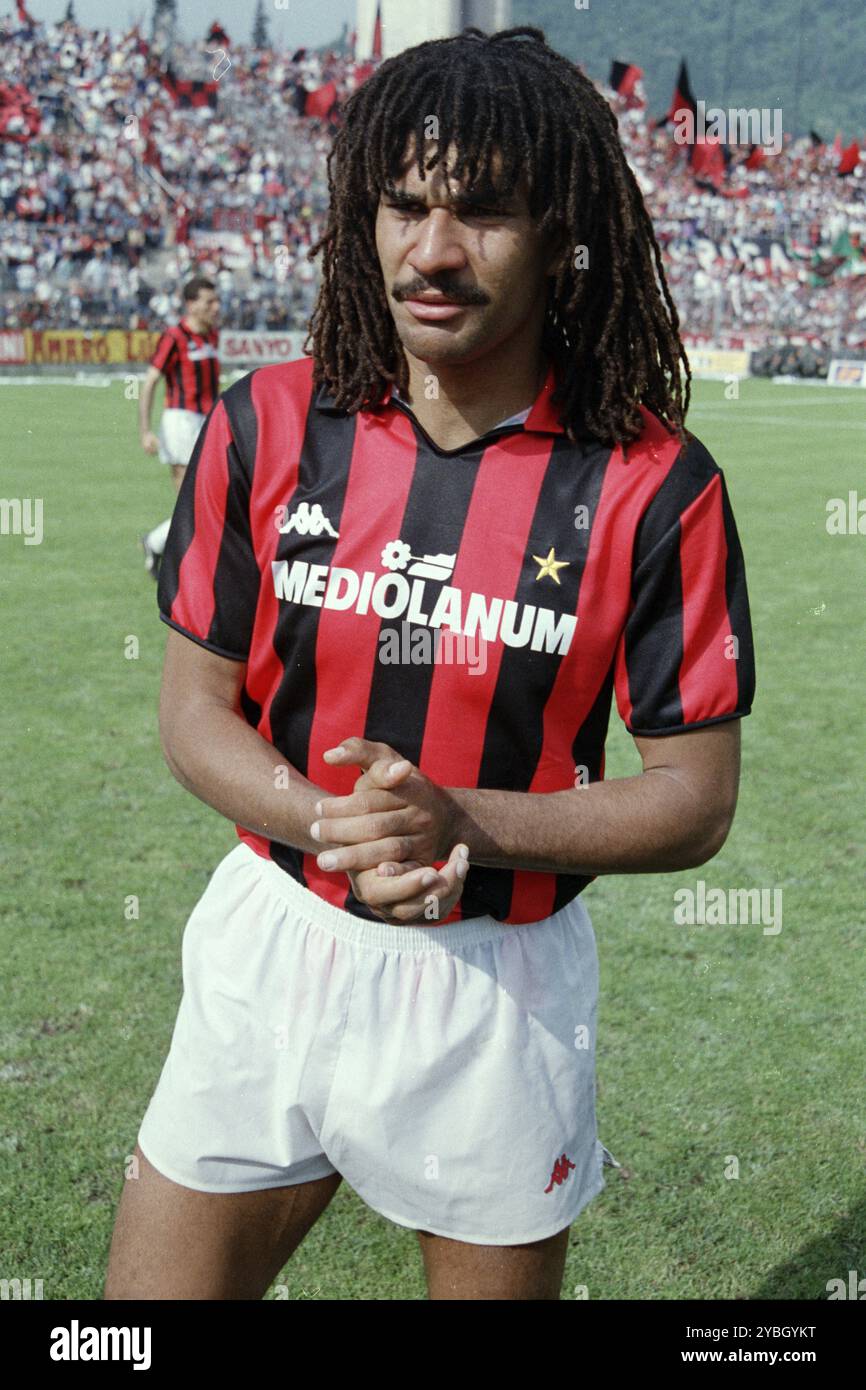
left=447, top=722, right=741, bottom=875
left=311, top=722, right=742, bottom=878
left=159, top=629, right=326, bottom=854
left=139, top=365, right=163, bottom=441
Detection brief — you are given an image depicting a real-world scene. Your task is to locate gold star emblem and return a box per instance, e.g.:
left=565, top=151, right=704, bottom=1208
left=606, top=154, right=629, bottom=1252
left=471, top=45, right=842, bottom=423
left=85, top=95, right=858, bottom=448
left=532, top=547, right=570, bottom=584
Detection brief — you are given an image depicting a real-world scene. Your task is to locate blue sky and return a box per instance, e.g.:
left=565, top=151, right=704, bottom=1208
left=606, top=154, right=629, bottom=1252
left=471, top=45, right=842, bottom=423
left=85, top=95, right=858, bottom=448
left=17, top=0, right=356, bottom=48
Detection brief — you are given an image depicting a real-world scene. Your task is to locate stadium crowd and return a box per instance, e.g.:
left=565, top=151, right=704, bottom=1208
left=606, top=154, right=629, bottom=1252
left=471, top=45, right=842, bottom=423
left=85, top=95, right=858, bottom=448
left=1, top=11, right=864, bottom=354
left=613, top=99, right=866, bottom=352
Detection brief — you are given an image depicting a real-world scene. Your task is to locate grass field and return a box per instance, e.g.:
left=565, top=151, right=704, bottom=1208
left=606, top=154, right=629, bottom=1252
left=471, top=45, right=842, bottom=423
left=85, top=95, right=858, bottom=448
left=1, top=374, right=864, bottom=1300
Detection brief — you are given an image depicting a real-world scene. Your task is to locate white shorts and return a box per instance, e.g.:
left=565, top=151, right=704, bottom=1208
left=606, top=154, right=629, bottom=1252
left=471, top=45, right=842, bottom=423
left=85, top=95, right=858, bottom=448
left=157, top=408, right=206, bottom=466
left=137, top=841, right=618, bottom=1246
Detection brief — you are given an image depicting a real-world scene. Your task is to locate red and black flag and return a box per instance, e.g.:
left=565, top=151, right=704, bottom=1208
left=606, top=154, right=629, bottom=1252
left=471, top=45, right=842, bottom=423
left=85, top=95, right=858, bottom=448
left=838, top=140, right=860, bottom=176
left=657, top=59, right=731, bottom=192
left=696, top=135, right=734, bottom=191
left=162, top=66, right=219, bottom=109
left=609, top=60, right=643, bottom=100
left=745, top=144, right=766, bottom=170
left=809, top=130, right=824, bottom=149
left=691, top=138, right=728, bottom=190
left=353, top=61, right=376, bottom=86
left=292, top=79, right=338, bottom=120
left=291, top=47, right=307, bottom=62
left=207, top=22, right=230, bottom=47
left=656, top=59, right=696, bottom=128
left=372, top=1, right=383, bottom=61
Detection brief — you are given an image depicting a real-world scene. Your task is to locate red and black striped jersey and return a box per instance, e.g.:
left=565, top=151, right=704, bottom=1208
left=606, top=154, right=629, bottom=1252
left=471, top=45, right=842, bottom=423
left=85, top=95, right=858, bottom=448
left=157, top=357, right=755, bottom=925
left=150, top=316, right=220, bottom=415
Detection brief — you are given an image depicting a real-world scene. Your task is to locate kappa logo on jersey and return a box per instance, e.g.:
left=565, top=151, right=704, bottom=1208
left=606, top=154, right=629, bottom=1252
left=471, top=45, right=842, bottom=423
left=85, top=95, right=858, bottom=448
left=278, top=502, right=340, bottom=538
left=270, top=528, right=578, bottom=654
left=186, top=343, right=219, bottom=361
left=544, top=1152, right=576, bottom=1193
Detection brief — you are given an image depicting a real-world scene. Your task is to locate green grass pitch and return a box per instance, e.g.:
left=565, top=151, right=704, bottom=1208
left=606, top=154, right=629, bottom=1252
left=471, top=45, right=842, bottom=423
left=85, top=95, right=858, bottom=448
left=1, top=375, right=864, bottom=1299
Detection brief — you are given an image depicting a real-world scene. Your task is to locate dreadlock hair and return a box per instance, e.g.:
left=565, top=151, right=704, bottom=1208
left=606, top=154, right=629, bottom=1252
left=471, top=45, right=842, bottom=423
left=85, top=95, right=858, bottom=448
left=305, top=25, right=691, bottom=448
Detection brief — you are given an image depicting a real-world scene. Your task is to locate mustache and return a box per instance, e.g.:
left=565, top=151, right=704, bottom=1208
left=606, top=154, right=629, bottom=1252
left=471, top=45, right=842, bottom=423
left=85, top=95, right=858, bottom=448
left=394, top=283, right=488, bottom=305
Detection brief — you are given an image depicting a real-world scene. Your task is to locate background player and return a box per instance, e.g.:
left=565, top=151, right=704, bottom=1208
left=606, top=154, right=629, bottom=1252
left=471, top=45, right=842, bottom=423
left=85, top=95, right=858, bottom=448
left=138, top=275, right=221, bottom=578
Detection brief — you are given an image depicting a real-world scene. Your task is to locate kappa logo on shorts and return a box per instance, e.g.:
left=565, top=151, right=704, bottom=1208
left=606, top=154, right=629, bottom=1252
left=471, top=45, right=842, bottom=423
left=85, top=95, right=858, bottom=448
left=544, top=1152, right=576, bottom=1193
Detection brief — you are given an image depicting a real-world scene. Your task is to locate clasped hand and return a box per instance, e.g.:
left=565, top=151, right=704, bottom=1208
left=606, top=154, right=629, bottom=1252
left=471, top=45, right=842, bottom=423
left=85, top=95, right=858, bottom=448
left=309, top=737, right=469, bottom=925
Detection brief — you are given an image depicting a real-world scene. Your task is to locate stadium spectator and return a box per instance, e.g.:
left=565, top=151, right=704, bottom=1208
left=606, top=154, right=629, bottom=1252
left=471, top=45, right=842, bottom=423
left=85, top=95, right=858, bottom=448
left=0, top=13, right=863, bottom=349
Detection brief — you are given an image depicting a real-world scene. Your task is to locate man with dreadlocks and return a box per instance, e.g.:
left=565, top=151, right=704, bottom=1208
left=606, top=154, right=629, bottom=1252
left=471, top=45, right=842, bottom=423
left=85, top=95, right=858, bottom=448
left=106, top=28, right=754, bottom=1300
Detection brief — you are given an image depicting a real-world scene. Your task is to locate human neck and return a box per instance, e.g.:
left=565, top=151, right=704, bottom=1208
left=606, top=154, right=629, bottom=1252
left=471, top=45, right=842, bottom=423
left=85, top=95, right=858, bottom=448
left=400, top=345, right=550, bottom=451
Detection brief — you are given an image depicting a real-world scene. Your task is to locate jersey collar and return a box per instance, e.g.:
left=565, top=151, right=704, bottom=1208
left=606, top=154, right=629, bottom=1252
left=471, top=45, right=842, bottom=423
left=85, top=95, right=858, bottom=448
left=313, top=361, right=566, bottom=436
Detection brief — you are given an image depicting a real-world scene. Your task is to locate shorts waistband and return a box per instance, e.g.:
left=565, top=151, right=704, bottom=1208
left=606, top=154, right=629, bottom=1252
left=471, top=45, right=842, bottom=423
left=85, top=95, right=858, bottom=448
left=241, top=843, right=567, bottom=953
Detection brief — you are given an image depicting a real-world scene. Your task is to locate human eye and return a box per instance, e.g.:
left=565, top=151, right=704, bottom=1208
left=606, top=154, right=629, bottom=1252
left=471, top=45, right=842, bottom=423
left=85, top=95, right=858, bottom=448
left=383, top=198, right=423, bottom=216
left=459, top=204, right=509, bottom=219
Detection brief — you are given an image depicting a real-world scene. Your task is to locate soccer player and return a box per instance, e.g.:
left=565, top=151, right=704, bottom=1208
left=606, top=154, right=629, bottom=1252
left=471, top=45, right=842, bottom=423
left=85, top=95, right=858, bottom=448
left=138, top=275, right=220, bottom=579
left=105, top=27, right=755, bottom=1301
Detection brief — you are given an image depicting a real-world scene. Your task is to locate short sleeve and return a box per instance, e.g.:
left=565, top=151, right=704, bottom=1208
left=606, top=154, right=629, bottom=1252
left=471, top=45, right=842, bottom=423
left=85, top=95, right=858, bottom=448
left=150, top=330, right=177, bottom=375
left=157, top=397, right=261, bottom=660
left=614, top=434, right=755, bottom=736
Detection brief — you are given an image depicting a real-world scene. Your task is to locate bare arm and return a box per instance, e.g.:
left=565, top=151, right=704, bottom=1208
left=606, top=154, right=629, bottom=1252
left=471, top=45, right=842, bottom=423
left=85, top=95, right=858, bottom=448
left=447, top=722, right=741, bottom=874
left=159, top=631, right=469, bottom=919
left=310, top=721, right=742, bottom=877
left=139, top=365, right=163, bottom=449
left=159, top=628, right=326, bottom=854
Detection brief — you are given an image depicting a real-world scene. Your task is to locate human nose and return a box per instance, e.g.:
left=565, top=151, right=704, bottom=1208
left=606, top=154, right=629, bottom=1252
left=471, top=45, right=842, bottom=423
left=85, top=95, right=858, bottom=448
left=406, top=207, right=467, bottom=276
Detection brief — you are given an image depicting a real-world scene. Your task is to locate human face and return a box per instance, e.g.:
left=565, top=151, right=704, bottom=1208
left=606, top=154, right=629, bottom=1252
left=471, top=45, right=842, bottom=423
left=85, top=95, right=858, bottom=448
left=375, top=139, right=562, bottom=368
left=188, top=288, right=220, bottom=331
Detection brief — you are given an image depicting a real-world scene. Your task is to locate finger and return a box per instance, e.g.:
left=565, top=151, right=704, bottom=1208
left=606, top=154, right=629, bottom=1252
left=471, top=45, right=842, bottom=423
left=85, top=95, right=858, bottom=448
left=310, top=809, right=416, bottom=846
left=316, top=836, right=421, bottom=875
left=418, top=844, right=470, bottom=898
left=381, top=884, right=455, bottom=923
left=322, top=737, right=398, bottom=769
left=376, top=842, right=468, bottom=880
left=375, top=860, right=424, bottom=877
left=363, top=755, right=414, bottom=790
left=454, top=842, right=470, bottom=881
left=346, top=768, right=383, bottom=799
left=368, top=846, right=470, bottom=921
left=314, top=787, right=407, bottom=819
left=355, top=862, right=448, bottom=906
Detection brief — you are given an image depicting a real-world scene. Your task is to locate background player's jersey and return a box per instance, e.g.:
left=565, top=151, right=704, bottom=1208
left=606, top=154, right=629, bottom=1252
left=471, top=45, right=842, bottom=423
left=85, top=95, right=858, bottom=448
left=157, top=357, right=756, bottom=926
left=150, top=316, right=220, bottom=415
